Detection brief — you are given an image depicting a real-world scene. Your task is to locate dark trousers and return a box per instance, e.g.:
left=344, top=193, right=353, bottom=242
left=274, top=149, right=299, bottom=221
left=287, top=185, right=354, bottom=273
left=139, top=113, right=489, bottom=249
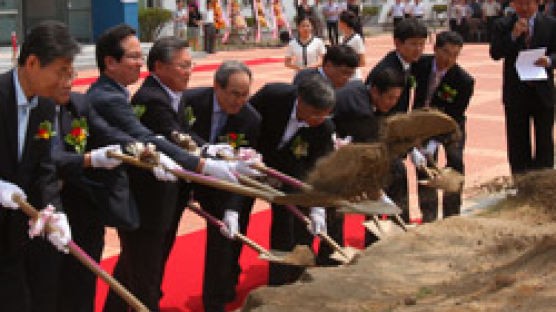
left=417, top=131, right=466, bottom=223
left=202, top=196, right=254, bottom=312
left=504, top=96, right=555, bottom=175
left=204, top=23, right=216, bottom=54
left=0, top=239, right=62, bottom=312
left=316, top=210, right=344, bottom=266
left=268, top=203, right=314, bottom=286
left=394, top=17, right=403, bottom=28
left=57, top=200, right=105, bottom=312
left=365, top=158, right=408, bottom=246
left=326, top=21, right=338, bottom=45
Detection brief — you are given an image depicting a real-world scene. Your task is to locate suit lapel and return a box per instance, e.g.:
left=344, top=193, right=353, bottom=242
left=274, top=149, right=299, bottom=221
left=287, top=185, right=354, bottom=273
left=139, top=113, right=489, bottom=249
left=192, top=89, right=214, bottom=142
left=21, top=105, right=42, bottom=163
left=530, top=14, right=543, bottom=48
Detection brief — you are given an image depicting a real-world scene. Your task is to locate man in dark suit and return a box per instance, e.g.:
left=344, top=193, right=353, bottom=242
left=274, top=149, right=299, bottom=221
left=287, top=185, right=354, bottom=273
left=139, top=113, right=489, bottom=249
left=363, top=19, right=427, bottom=236
left=293, top=44, right=359, bottom=266
left=0, top=21, right=75, bottom=312
left=490, top=0, right=556, bottom=175
left=250, top=75, right=334, bottom=286
left=412, top=31, right=474, bottom=222
left=293, top=44, right=359, bottom=89
left=85, top=25, right=245, bottom=312
left=183, top=61, right=261, bottom=312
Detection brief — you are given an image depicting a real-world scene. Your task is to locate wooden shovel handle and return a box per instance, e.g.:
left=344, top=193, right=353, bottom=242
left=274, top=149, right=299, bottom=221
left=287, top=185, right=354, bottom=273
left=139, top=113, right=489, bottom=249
left=318, top=232, right=350, bottom=259
left=250, top=163, right=313, bottom=192
left=107, top=151, right=275, bottom=202
left=12, top=195, right=150, bottom=312
left=187, top=203, right=272, bottom=257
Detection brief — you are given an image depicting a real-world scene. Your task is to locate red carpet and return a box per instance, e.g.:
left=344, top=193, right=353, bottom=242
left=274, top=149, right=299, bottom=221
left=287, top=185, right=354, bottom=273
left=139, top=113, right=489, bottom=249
left=73, top=57, right=285, bottom=87
left=95, top=208, right=365, bottom=312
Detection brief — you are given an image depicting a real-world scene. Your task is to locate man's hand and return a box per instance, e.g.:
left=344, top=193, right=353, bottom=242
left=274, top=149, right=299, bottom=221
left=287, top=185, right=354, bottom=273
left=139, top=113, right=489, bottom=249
left=90, top=145, right=123, bottom=169
left=512, top=17, right=529, bottom=40
left=201, top=143, right=234, bottom=159
left=308, top=207, right=327, bottom=235
left=152, top=153, right=181, bottom=182
left=411, top=147, right=427, bottom=169
left=220, top=209, right=239, bottom=239
left=201, top=159, right=239, bottom=183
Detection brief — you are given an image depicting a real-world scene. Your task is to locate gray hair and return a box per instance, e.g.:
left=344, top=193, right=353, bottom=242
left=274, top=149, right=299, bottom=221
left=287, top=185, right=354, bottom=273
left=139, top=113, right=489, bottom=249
left=147, top=36, right=189, bottom=71
left=297, top=75, right=336, bottom=110
left=214, top=60, right=252, bottom=88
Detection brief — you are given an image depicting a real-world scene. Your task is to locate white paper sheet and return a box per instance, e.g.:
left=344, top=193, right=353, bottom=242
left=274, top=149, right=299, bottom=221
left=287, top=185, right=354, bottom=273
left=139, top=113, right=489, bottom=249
left=515, top=47, right=548, bottom=81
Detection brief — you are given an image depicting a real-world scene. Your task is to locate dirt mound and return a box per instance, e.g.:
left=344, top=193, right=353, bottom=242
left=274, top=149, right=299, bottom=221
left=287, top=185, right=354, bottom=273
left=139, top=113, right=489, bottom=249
left=240, top=199, right=556, bottom=312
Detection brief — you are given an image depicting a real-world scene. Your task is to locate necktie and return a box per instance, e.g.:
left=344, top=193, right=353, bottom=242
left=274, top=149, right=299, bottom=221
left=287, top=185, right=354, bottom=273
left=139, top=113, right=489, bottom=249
left=425, top=70, right=442, bottom=107
left=17, top=104, right=31, bottom=161
left=211, top=110, right=227, bottom=143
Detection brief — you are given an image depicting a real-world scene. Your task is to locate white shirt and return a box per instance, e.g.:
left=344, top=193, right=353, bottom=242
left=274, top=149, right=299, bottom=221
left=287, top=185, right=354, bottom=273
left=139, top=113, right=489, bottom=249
left=403, top=3, right=414, bottom=15
left=206, top=9, right=215, bottom=24
left=285, top=37, right=326, bottom=68
left=396, top=52, right=412, bottom=72
left=342, top=33, right=365, bottom=79
left=152, top=74, right=183, bottom=113
left=174, top=8, right=188, bottom=29
left=412, top=3, right=425, bottom=17
left=324, top=3, right=340, bottom=22
left=278, top=101, right=309, bottom=149
left=482, top=1, right=500, bottom=17
left=391, top=3, right=405, bottom=17
left=14, top=69, right=38, bottom=161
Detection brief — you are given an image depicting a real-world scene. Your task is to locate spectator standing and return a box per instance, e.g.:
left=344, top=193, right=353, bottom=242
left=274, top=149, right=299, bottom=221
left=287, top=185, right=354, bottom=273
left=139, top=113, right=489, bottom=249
left=449, top=0, right=458, bottom=31
left=339, top=10, right=365, bottom=79
left=174, top=0, right=188, bottom=39
left=454, top=0, right=471, bottom=40
left=187, top=1, right=202, bottom=51
left=489, top=0, right=556, bottom=176
left=323, top=0, right=340, bottom=44
left=285, top=16, right=326, bottom=72
left=204, top=0, right=216, bottom=54
left=390, top=0, right=405, bottom=28
left=483, top=0, right=501, bottom=40
left=346, top=0, right=363, bottom=36
left=412, top=0, right=425, bottom=18
left=470, top=0, right=483, bottom=19
left=297, top=0, right=315, bottom=20
left=538, top=0, right=548, bottom=14
left=403, top=0, right=414, bottom=18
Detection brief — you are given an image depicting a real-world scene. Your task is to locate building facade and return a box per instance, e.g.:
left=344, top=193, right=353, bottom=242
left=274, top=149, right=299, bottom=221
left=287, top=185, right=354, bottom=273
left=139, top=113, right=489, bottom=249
left=0, top=0, right=138, bottom=44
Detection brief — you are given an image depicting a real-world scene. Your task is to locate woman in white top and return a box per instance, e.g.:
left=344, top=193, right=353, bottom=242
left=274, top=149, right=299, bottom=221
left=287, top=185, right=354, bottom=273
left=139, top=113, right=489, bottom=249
left=285, top=16, right=326, bottom=72
left=338, top=10, right=365, bottom=80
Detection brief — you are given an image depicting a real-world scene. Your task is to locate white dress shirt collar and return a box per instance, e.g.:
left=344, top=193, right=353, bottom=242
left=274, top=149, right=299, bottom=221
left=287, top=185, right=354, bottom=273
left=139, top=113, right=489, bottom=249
left=278, top=100, right=309, bottom=149
left=396, top=52, right=412, bottom=72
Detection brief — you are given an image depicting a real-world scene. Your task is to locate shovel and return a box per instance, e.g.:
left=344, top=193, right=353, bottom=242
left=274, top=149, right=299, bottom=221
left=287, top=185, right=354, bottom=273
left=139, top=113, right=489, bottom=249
left=187, top=202, right=315, bottom=267
left=107, top=151, right=399, bottom=216
left=419, top=154, right=464, bottom=193
left=235, top=174, right=360, bottom=265
left=12, top=194, right=150, bottom=312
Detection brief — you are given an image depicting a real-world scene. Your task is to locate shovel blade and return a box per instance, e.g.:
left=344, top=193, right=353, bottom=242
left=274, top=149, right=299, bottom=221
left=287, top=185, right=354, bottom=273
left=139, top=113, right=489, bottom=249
left=337, top=200, right=402, bottom=215
left=259, top=245, right=316, bottom=267
left=363, top=219, right=405, bottom=239
left=330, top=246, right=361, bottom=265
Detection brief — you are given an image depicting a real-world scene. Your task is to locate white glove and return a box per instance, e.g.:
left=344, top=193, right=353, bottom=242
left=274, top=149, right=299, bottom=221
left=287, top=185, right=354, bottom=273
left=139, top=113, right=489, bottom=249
left=90, top=145, right=123, bottom=169
left=332, top=133, right=352, bottom=150
left=308, top=207, right=327, bottom=235
left=380, top=193, right=399, bottom=208
left=237, top=147, right=262, bottom=163
left=0, top=180, right=26, bottom=209
left=47, top=212, right=72, bottom=253
left=231, top=159, right=263, bottom=177
left=423, top=140, right=440, bottom=157
left=152, top=153, right=181, bottom=182
left=220, top=209, right=239, bottom=239
left=28, top=204, right=55, bottom=238
left=411, top=147, right=427, bottom=169
left=202, top=143, right=235, bottom=159
left=202, top=159, right=238, bottom=183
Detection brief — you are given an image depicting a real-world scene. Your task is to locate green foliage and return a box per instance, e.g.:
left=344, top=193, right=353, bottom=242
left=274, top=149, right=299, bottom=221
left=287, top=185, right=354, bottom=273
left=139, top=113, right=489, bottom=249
left=138, top=7, right=173, bottom=42
left=362, top=6, right=380, bottom=17
left=432, top=4, right=448, bottom=14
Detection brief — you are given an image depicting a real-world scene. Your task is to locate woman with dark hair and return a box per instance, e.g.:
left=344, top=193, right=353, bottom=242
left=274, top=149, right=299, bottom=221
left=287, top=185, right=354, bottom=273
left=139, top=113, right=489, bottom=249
left=346, top=0, right=363, bottom=36
left=339, top=10, right=365, bottom=79
left=285, top=16, right=326, bottom=72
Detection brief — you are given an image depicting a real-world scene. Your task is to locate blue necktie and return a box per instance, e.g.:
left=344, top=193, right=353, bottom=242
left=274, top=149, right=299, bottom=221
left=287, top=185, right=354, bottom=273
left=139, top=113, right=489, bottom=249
left=17, top=104, right=32, bottom=161
left=211, top=111, right=227, bottom=143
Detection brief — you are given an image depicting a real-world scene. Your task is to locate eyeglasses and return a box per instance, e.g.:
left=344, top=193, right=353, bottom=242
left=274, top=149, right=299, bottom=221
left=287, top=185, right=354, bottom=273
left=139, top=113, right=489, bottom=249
left=122, top=53, right=145, bottom=62
left=172, top=61, right=195, bottom=70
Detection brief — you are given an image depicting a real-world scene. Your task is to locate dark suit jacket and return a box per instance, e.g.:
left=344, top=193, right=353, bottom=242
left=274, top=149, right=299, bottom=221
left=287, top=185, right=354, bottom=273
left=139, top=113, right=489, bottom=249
left=87, top=74, right=200, bottom=171
left=128, top=75, right=194, bottom=230
left=413, top=55, right=475, bottom=128
left=333, top=80, right=380, bottom=143
left=365, top=50, right=412, bottom=114
left=182, top=86, right=262, bottom=213
left=250, top=83, right=334, bottom=182
left=490, top=13, right=556, bottom=108
left=0, top=70, right=60, bottom=260
left=52, top=92, right=139, bottom=229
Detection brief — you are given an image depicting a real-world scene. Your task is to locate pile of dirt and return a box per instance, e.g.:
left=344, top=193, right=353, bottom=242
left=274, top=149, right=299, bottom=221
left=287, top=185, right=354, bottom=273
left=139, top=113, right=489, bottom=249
left=240, top=171, right=556, bottom=312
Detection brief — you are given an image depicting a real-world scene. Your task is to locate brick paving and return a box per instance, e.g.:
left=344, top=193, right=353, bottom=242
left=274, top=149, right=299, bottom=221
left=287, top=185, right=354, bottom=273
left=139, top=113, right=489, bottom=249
left=69, top=34, right=552, bottom=259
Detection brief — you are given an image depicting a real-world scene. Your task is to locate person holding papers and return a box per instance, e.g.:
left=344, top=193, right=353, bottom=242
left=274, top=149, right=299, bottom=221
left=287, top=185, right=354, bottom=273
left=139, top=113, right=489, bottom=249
left=489, top=0, right=556, bottom=176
